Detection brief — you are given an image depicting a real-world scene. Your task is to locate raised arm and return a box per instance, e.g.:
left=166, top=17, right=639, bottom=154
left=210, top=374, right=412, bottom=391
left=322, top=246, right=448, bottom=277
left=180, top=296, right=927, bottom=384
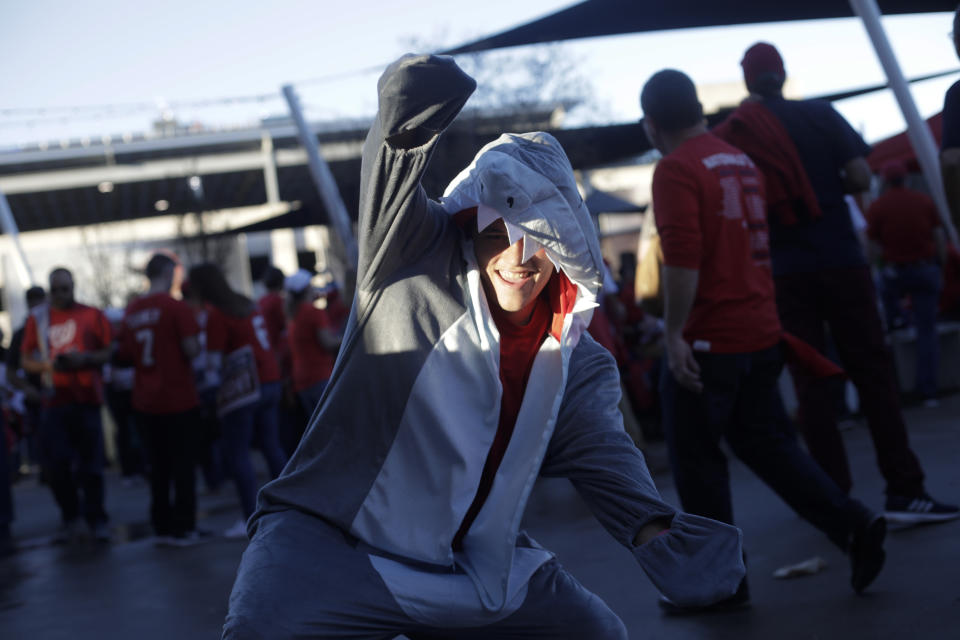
left=356, top=54, right=476, bottom=291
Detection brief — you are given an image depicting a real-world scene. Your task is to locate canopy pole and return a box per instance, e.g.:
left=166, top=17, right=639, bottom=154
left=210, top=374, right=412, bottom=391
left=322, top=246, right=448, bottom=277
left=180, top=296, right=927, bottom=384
left=0, top=190, right=35, bottom=285
left=282, top=84, right=359, bottom=269
left=850, top=0, right=959, bottom=245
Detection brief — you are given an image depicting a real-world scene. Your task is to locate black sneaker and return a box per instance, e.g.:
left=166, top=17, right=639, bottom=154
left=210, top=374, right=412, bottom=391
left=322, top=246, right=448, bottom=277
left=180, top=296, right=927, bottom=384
left=850, top=516, right=886, bottom=594
left=884, top=493, right=960, bottom=525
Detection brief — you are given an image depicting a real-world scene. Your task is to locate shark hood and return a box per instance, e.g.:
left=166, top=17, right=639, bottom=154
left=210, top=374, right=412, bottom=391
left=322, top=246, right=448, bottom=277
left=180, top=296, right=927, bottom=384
left=441, top=131, right=604, bottom=332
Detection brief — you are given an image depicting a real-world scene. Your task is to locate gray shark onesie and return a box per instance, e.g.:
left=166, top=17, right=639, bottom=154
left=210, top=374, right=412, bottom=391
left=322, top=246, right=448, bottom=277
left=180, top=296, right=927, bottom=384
left=223, top=54, right=745, bottom=640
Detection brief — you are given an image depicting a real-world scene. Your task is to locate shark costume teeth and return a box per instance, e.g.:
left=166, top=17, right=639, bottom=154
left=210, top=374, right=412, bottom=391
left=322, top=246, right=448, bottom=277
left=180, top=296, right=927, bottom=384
left=442, top=131, right=603, bottom=319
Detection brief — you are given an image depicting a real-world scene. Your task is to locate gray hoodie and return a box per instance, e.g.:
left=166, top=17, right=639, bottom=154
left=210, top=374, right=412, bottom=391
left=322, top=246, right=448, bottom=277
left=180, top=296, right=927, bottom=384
left=255, top=54, right=744, bottom=625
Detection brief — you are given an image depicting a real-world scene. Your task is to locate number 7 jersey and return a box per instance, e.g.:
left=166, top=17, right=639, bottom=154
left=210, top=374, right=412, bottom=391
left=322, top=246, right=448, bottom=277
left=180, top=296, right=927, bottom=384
left=120, top=292, right=201, bottom=414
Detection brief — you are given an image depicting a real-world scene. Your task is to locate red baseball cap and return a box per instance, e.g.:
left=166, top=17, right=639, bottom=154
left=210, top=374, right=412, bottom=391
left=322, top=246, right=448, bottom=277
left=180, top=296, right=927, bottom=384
left=741, top=42, right=785, bottom=87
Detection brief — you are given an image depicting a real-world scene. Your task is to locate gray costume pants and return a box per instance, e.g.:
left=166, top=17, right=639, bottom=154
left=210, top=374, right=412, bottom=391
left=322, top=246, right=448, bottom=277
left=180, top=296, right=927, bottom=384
left=223, top=510, right=627, bottom=640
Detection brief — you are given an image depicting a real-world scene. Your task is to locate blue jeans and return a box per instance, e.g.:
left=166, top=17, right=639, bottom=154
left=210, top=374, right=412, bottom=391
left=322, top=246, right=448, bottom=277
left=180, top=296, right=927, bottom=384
left=221, top=381, right=288, bottom=518
left=39, top=403, right=107, bottom=525
left=881, top=262, right=942, bottom=398
left=660, top=345, right=870, bottom=550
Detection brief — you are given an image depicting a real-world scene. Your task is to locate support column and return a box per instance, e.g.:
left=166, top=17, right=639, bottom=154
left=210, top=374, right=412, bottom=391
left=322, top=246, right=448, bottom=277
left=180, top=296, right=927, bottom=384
left=850, top=0, right=959, bottom=244
left=282, top=85, right=358, bottom=269
left=0, top=190, right=35, bottom=286
left=261, top=132, right=281, bottom=205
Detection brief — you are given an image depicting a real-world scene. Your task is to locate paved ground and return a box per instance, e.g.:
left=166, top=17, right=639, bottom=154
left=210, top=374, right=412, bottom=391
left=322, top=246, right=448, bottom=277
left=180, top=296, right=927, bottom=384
left=1, top=395, right=958, bottom=639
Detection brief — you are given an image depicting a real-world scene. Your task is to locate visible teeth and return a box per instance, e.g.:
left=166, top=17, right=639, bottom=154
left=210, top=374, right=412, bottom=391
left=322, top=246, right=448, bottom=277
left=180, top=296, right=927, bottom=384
left=499, top=271, right=530, bottom=283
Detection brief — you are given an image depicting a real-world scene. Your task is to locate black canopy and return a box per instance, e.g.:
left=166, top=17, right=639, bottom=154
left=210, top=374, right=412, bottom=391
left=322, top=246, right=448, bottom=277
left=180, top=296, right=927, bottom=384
left=442, top=0, right=953, bottom=54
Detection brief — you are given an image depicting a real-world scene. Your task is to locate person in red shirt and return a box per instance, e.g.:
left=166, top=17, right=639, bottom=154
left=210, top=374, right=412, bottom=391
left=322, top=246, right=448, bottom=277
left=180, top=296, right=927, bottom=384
left=21, top=267, right=113, bottom=543
left=181, top=279, right=226, bottom=493
left=284, top=269, right=341, bottom=416
left=642, top=69, right=885, bottom=607
left=257, top=266, right=287, bottom=355
left=119, top=254, right=203, bottom=545
left=187, top=263, right=287, bottom=538
left=867, top=161, right=946, bottom=404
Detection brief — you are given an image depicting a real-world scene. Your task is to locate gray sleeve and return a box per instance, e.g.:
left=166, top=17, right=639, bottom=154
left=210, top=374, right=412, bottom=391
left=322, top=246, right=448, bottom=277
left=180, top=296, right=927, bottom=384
left=542, top=335, right=745, bottom=608
left=356, top=54, right=476, bottom=292
left=541, top=337, right=676, bottom=546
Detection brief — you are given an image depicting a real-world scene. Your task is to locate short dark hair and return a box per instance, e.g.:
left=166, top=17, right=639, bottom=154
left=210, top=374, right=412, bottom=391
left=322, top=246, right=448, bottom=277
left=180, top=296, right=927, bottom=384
left=641, top=69, right=704, bottom=133
left=25, top=285, right=45, bottom=304
left=262, top=266, right=285, bottom=291
left=145, top=253, right=176, bottom=280
left=49, top=267, right=72, bottom=282
left=747, top=72, right=785, bottom=99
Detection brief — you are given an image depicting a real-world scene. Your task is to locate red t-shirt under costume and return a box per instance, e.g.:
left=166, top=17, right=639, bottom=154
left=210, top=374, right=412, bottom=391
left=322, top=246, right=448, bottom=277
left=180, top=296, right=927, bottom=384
left=205, top=307, right=281, bottom=385
left=652, top=132, right=781, bottom=353
left=120, top=292, right=200, bottom=414
left=22, top=303, right=111, bottom=406
left=866, top=186, right=942, bottom=264
left=288, top=302, right=336, bottom=392
left=452, top=292, right=552, bottom=551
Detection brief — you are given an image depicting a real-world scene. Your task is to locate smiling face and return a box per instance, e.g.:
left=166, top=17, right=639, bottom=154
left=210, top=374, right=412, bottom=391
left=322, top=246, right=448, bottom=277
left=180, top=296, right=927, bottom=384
left=473, top=219, right=555, bottom=326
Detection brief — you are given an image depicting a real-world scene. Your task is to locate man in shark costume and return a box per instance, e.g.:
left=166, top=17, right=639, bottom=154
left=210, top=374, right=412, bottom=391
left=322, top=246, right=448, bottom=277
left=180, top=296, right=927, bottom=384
left=223, top=55, right=744, bottom=639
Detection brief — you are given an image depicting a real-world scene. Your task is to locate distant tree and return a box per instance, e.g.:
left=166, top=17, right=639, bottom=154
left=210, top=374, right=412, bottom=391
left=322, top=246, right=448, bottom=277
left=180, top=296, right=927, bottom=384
left=400, top=36, right=596, bottom=117
left=78, top=225, right=142, bottom=309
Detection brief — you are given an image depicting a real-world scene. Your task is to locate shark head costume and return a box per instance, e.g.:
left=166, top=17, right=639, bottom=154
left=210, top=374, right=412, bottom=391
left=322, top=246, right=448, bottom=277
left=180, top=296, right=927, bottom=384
left=241, top=54, right=745, bottom=632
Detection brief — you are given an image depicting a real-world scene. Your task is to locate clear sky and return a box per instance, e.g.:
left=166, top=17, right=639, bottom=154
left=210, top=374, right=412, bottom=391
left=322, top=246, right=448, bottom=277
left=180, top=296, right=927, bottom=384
left=1, top=1, right=956, bottom=149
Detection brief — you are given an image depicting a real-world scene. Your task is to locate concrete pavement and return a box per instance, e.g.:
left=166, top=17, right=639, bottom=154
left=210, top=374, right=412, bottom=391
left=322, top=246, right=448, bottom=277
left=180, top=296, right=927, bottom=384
left=1, top=396, right=958, bottom=639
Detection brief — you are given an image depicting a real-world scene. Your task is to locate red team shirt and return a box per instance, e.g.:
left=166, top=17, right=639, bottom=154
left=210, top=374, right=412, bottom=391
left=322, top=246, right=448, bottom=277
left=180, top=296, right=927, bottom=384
left=653, top=133, right=781, bottom=353
left=120, top=292, right=201, bottom=415
left=205, top=307, right=281, bottom=384
left=287, top=303, right=336, bottom=392
left=22, top=304, right=111, bottom=406
left=257, top=292, right=286, bottom=352
left=866, top=187, right=942, bottom=264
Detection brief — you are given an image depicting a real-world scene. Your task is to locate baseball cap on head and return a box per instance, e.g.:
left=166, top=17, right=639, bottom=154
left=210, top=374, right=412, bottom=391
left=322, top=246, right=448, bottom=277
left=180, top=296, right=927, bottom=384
left=284, top=269, right=314, bottom=294
left=741, top=42, right=785, bottom=88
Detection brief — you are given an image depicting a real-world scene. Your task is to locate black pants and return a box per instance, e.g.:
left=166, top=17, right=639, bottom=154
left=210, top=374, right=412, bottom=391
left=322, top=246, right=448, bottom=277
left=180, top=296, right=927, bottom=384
left=40, top=403, right=107, bottom=526
left=660, top=344, right=870, bottom=550
left=138, top=409, right=200, bottom=536
left=775, top=265, right=925, bottom=497
left=106, top=387, right=144, bottom=477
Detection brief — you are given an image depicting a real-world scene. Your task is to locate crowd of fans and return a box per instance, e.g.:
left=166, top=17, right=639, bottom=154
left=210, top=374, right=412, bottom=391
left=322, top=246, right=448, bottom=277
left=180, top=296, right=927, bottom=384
left=0, top=259, right=346, bottom=551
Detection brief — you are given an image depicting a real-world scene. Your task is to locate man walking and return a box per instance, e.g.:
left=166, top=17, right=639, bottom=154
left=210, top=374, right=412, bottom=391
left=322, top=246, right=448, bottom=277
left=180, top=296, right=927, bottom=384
left=643, top=69, right=886, bottom=608
left=715, top=42, right=958, bottom=524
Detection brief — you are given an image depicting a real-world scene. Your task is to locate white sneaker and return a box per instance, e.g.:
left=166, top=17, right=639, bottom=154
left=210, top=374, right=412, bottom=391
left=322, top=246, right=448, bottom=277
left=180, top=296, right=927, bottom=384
left=223, top=520, right=248, bottom=539
left=169, top=530, right=213, bottom=547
